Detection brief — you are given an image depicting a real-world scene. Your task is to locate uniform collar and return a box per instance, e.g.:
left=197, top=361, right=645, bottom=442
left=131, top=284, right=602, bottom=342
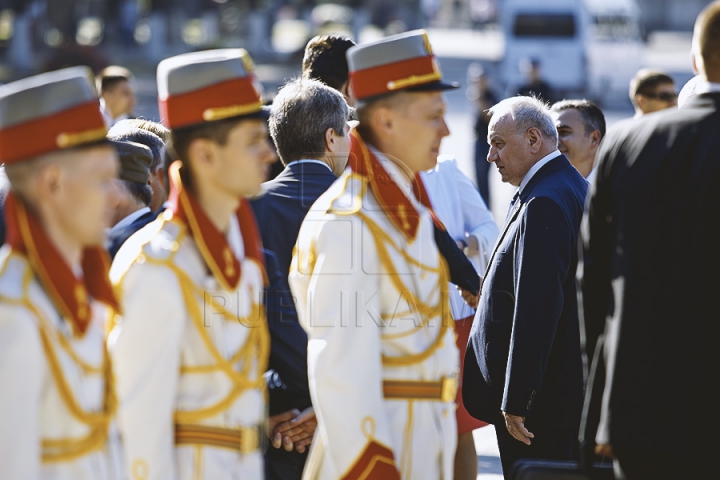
left=4, top=192, right=119, bottom=336
left=166, top=161, right=266, bottom=291
left=349, top=130, right=444, bottom=240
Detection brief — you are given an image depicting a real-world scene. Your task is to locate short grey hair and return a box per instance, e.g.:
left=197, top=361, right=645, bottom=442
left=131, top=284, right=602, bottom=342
left=488, top=96, right=558, bottom=145
left=269, top=77, right=350, bottom=165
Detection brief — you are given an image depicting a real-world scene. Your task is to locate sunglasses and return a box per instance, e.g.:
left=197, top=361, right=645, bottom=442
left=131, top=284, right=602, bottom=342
left=642, top=91, right=678, bottom=102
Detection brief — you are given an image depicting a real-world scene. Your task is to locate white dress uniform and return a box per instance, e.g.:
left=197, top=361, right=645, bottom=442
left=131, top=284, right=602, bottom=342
left=108, top=188, right=269, bottom=480
left=0, top=248, right=123, bottom=480
left=0, top=66, right=124, bottom=480
left=290, top=139, right=459, bottom=480
left=108, top=47, right=272, bottom=480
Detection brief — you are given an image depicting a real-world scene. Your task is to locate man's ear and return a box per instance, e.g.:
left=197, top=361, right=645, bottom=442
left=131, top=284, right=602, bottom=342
left=341, top=81, right=356, bottom=106
left=37, top=162, right=64, bottom=198
left=324, top=127, right=338, bottom=154
left=187, top=138, right=214, bottom=168
left=527, top=127, right=542, bottom=152
left=590, top=130, right=602, bottom=147
left=372, top=106, right=395, bottom=137
left=155, top=165, right=166, bottom=190
left=635, top=93, right=646, bottom=110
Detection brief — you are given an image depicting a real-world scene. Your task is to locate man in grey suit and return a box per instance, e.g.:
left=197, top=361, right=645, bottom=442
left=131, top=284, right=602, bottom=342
left=578, top=2, right=720, bottom=479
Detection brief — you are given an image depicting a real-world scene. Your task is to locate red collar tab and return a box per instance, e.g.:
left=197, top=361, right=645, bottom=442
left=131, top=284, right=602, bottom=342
left=4, top=193, right=119, bottom=336
left=158, top=77, right=263, bottom=130
left=348, top=131, right=443, bottom=239
left=167, top=161, right=266, bottom=290
left=0, top=101, right=107, bottom=165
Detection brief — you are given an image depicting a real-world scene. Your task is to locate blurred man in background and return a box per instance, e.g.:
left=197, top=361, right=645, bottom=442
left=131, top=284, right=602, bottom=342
left=105, top=139, right=153, bottom=259
left=629, top=68, right=678, bottom=117
left=301, top=33, right=357, bottom=106
left=510, top=57, right=555, bottom=104
left=108, top=120, right=168, bottom=213
left=97, top=65, right=137, bottom=128
left=467, top=62, right=499, bottom=207
left=550, top=99, right=606, bottom=183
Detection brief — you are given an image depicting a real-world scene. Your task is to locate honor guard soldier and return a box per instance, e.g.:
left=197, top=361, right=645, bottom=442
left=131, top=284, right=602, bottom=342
left=0, top=67, right=123, bottom=478
left=289, top=30, right=460, bottom=480
left=108, top=49, right=276, bottom=479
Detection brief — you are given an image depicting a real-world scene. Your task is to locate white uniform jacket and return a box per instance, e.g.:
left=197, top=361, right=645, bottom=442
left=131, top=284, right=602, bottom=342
left=289, top=154, right=459, bottom=480
left=108, top=212, right=268, bottom=480
left=0, top=247, right=123, bottom=480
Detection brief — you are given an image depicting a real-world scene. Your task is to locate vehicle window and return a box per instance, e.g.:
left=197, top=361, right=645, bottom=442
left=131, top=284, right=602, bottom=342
left=512, top=13, right=576, bottom=37
left=591, top=15, right=640, bottom=40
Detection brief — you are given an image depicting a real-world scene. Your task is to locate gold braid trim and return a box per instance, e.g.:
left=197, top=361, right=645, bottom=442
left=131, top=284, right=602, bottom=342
left=19, top=275, right=115, bottom=462
left=354, top=211, right=452, bottom=367
left=141, top=256, right=269, bottom=423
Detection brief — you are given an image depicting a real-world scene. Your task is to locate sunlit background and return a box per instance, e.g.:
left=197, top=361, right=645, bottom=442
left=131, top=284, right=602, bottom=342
left=0, top=0, right=707, bottom=224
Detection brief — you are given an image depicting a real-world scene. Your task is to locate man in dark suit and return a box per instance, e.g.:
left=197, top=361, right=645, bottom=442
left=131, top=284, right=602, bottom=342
left=105, top=139, right=154, bottom=259
left=250, top=77, right=350, bottom=480
left=251, top=77, right=350, bottom=281
left=462, top=96, right=588, bottom=477
left=105, top=125, right=168, bottom=259
left=577, top=3, right=720, bottom=479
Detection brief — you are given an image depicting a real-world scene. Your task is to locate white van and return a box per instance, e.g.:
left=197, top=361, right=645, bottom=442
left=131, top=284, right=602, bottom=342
left=584, top=0, right=644, bottom=106
left=497, top=0, right=643, bottom=105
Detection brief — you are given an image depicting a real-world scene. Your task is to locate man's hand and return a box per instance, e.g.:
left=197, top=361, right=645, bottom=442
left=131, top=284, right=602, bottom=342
left=595, top=443, right=614, bottom=458
left=268, top=409, right=300, bottom=449
left=270, top=407, right=317, bottom=453
left=458, top=287, right=480, bottom=309
left=460, top=235, right=480, bottom=258
left=502, top=412, right=534, bottom=445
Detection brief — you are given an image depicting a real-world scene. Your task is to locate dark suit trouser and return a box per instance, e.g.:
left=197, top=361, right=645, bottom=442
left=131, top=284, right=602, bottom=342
left=264, top=446, right=308, bottom=480
left=613, top=445, right=719, bottom=480
left=494, top=420, right=577, bottom=478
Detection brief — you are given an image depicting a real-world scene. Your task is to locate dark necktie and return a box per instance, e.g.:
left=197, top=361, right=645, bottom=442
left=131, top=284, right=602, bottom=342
left=505, top=191, right=520, bottom=223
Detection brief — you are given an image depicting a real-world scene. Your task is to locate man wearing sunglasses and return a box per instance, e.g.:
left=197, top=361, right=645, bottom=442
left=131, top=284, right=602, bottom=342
left=629, top=68, right=678, bottom=117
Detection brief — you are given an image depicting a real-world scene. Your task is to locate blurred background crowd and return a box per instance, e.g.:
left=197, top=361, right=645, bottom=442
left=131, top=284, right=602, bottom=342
left=0, top=0, right=708, bottom=248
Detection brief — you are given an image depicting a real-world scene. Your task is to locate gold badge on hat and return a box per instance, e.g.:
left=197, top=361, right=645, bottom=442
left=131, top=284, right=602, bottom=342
left=240, top=51, right=256, bottom=74
left=422, top=32, right=434, bottom=55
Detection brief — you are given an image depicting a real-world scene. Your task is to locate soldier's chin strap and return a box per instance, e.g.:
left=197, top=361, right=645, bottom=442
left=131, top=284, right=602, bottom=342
left=166, top=160, right=267, bottom=290
left=3, top=192, right=119, bottom=336
left=348, top=130, right=446, bottom=242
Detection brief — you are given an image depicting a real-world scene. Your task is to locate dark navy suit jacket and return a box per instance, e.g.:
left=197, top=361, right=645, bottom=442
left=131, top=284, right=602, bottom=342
left=463, top=154, right=588, bottom=432
left=251, top=161, right=336, bottom=478
left=578, top=92, right=720, bottom=456
left=106, top=209, right=156, bottom=260
left=251, top=161, right=338, bottom=277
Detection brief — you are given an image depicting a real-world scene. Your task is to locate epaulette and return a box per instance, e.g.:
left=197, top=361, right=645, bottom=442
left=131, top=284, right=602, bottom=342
left=0, top=246, right=31, bottom=302
left=110, top=215, right=183, bottom=285
left=326, top=171, right=367, bottom=217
